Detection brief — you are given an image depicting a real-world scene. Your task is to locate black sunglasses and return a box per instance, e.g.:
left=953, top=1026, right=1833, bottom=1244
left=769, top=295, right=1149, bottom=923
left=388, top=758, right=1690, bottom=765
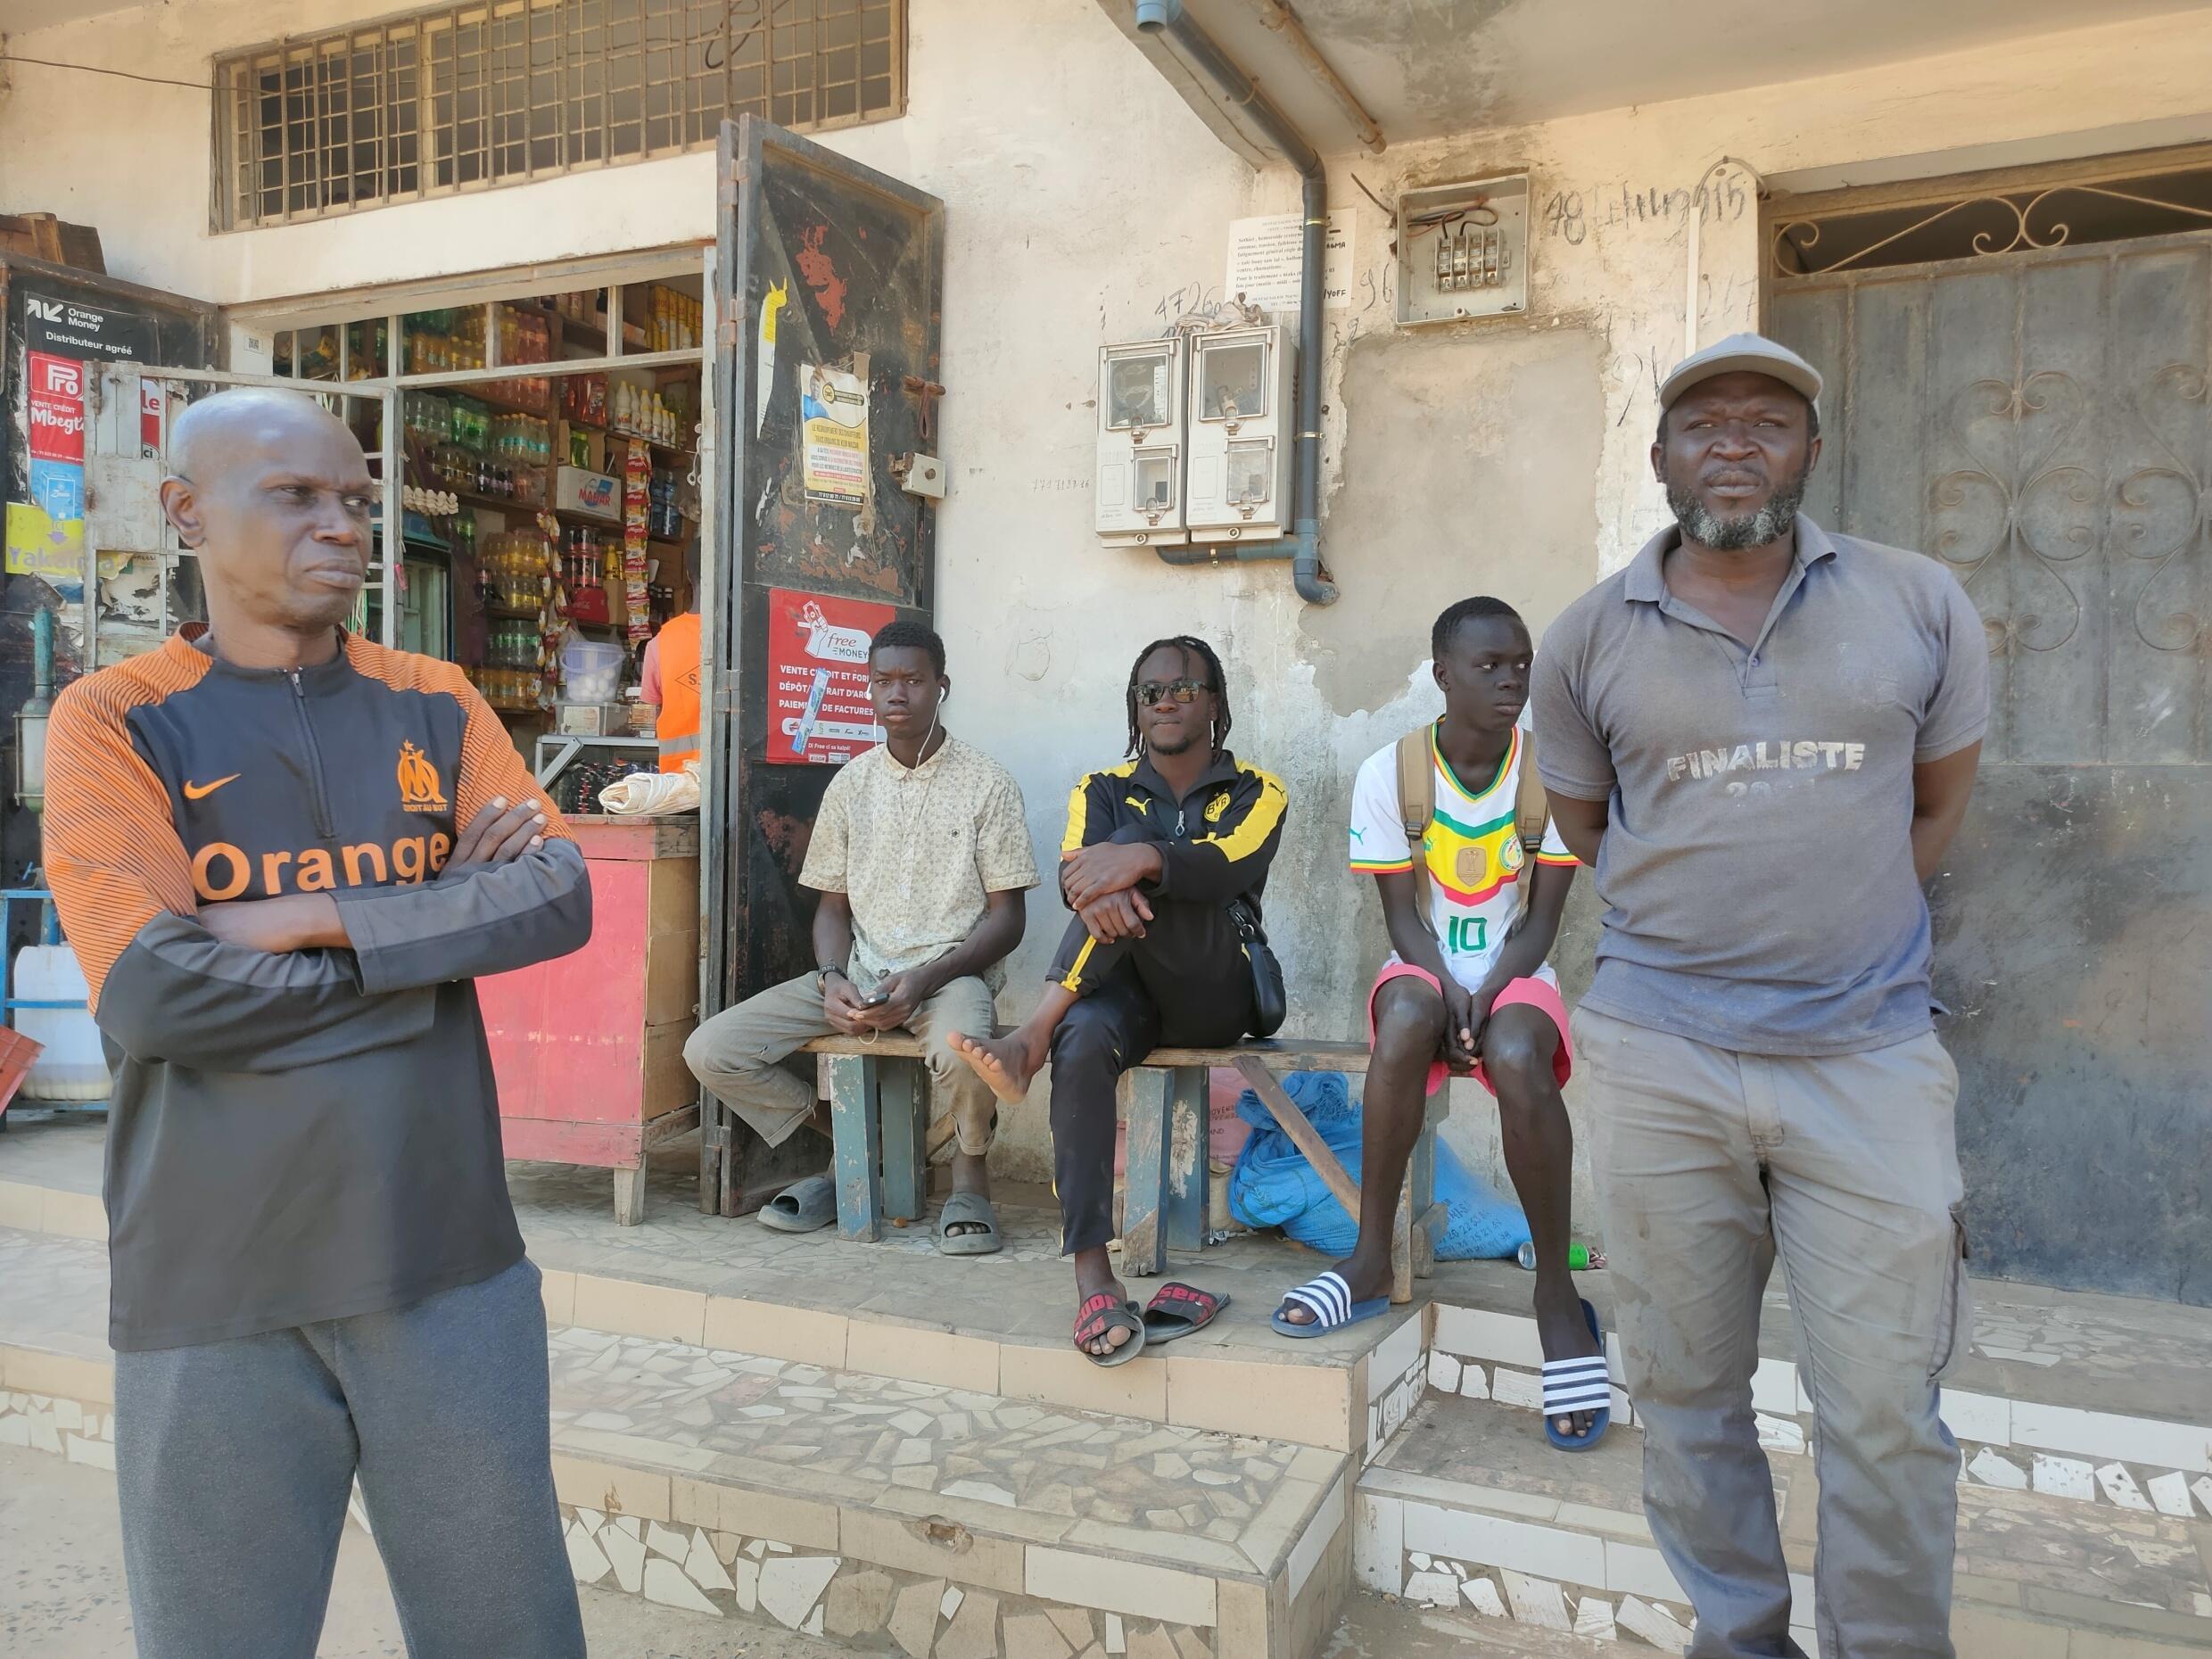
left=1135, top=678, right=1215, bottom=706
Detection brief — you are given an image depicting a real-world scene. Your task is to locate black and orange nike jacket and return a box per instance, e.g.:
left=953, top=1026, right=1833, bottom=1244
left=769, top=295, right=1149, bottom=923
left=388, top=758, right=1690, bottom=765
left=43, top=627, right=591, bottom=1351
left=1059, top=749, right=1287, bottom=914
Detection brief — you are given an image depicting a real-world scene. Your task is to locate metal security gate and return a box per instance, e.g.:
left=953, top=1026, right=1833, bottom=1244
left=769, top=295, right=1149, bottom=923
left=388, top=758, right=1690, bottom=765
left=1770, top=177, right=2212, bottom=1305
left=699, top=115, right=945, bottom=1215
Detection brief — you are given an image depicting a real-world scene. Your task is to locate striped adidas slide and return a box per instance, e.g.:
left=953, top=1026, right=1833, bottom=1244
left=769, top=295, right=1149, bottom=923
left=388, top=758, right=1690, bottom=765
left=1541, top=1299, right=1614, bottom=1452
left=1271, top=1271, right=1391, bottom=1340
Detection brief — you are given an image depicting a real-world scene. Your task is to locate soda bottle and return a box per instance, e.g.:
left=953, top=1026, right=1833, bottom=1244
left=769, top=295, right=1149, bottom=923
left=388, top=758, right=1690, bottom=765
left=1515, top=1242, right=1599, bottom=1271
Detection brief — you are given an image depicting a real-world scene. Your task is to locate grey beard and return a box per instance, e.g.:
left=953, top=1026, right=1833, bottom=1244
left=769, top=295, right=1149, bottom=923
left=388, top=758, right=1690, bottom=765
left=1666, top=466, right=1812, bottom=551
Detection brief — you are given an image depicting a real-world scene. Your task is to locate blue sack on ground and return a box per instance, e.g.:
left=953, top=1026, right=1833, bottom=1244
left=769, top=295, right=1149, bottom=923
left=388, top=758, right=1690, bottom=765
left=1227, top=1069, right=1531, bottom=1260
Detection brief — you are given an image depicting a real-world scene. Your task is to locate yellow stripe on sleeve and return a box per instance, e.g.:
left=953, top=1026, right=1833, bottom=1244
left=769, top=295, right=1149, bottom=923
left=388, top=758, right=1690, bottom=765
left=1061, top=774, right=1094, bottom=854
left=1197, top=764, right=1287, bottom=864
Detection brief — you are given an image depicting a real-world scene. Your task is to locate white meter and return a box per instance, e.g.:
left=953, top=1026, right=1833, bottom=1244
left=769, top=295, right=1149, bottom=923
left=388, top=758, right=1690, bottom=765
left=1096, top=339, right=1188, bottom=546
left=1184, top=325, right=1293, bottom=541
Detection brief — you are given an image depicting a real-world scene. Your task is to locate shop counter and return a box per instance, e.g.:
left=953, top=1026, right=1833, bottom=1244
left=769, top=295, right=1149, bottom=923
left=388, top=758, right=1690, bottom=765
left=481, top=813, right=700, bottom=1223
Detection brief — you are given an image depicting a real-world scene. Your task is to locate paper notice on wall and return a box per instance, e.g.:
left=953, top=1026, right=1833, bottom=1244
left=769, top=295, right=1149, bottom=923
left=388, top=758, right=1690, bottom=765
left=800, top=362, right=869, bottom=506
left=766, top=586, right=896, bottom=764
left=1225, top=210, right=1354, bottom=315
left=6, top=502, right=85, bottom=582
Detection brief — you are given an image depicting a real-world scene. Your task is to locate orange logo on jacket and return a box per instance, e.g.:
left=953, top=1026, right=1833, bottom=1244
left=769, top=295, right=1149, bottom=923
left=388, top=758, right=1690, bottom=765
left=397, top=741, right=448, bottom=813
left=191, top=834, right=455, bottom=902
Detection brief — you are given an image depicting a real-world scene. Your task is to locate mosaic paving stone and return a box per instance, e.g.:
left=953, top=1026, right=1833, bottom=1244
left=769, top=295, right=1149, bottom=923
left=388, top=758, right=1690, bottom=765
left=541, top=1323, right=1305, bottom=1564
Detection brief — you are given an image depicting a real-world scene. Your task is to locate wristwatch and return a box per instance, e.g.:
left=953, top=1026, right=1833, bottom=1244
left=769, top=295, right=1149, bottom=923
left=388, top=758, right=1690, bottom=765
left=815, top=964, right=847, bottom=995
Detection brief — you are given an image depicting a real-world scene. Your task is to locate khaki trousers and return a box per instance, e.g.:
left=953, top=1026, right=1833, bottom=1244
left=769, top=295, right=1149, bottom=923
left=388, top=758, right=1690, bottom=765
left=683, top=972, right=1001, bottom=1157
left=1575, top=1006, right=1971, bottom=1659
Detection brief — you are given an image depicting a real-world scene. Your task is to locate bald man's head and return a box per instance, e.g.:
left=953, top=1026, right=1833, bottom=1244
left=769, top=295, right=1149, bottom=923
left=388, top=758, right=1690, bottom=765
left=160, top=388, right=375, bottom=641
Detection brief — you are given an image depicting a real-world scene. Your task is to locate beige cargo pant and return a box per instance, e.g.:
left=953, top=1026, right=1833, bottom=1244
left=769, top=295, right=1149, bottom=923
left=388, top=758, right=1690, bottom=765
left=683, top=971, right=1001, bottom=1156
left=1574, top=1006, right=1971, bottom=1659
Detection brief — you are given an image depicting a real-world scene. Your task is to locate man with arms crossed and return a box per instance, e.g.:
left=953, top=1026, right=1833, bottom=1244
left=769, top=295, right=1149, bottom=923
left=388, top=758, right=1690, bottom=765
left=951, top=637, right=1285, bottom=1365
left=44, top=389, right=594, bottom=1657
left=686, top=621, right=1036, bottom=1250
left=1531, top=334, right=1986, bottom=1655
left=1279, top=598, right=1605, bottom=1449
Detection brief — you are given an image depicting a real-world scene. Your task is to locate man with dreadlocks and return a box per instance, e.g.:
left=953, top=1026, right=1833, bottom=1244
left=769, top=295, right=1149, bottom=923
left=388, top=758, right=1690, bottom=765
left=950, top=636, right=1286, bottom=1365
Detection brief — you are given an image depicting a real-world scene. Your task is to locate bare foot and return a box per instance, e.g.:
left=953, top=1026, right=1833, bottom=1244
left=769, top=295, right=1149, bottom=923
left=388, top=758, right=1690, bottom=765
left=948, top=1029, right=1041, bottom=1105
left=1535, top=1280, right=1605, bottom=1438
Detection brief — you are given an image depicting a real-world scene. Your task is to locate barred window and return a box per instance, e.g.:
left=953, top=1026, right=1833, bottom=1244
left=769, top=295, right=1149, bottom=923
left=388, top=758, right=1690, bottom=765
left=215, top=0, right=903, bottom=230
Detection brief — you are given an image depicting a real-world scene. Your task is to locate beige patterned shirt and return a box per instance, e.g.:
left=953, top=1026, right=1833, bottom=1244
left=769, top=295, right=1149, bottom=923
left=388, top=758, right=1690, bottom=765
left=799, top=735, right=1038, bottom=990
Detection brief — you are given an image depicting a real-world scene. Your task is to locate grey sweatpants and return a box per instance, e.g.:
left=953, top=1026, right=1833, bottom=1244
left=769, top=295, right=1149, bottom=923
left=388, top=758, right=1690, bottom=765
left=114, top=1257, right=584, bottom=1659
left=1575, top=1007, right=1971, bottom=1659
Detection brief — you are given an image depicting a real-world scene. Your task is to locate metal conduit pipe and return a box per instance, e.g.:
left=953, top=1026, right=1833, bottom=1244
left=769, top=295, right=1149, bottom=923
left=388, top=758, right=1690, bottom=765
left=1135, top=0, right=1338, bottom=605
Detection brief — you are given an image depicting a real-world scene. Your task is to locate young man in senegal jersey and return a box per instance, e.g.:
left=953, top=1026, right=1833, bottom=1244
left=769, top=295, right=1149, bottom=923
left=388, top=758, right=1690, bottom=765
left=1276, top=598, right=1606, bottom=1447
left=44, top=389, right=592, bottom=1657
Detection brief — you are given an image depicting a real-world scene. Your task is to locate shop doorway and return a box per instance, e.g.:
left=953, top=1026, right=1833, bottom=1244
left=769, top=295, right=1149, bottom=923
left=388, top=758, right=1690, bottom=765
left=699, top=117, right=945, bottom=1216
left=1768, top=151, right=2212, bottom=1305
left=78, top=365, right=396, bottom=668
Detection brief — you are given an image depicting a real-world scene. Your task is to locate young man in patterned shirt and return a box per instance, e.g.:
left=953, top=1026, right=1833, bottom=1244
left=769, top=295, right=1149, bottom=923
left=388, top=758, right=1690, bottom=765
left=685, top=622, right=1038, bottom=1252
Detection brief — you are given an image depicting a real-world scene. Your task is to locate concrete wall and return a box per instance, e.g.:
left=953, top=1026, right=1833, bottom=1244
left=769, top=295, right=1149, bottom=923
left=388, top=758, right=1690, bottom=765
left=7, top=3, right=2212, bottom=1209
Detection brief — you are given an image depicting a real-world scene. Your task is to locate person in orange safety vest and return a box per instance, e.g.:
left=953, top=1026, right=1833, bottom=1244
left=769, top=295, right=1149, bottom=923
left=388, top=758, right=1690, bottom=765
left=640, top=542, right=701, bottom=773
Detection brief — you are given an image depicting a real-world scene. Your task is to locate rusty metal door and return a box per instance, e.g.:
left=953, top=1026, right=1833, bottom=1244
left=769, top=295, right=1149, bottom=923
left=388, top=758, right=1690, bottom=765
left=699, top=116, right=945, bottom=1215
left=1771, top=235, right=2211, bottom=1305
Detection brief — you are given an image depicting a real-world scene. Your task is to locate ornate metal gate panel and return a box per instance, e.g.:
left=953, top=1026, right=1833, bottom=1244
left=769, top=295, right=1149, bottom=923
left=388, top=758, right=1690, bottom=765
left=1772, top=231, right=2210, bottom=1305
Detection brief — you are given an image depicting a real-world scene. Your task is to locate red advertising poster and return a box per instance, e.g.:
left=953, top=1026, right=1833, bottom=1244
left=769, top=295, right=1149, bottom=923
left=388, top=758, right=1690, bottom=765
left=26, top=352, right=85, bottom=463
left=765, top=587, right=896, bottom=765
left=141, top=378, right=166, bottom=453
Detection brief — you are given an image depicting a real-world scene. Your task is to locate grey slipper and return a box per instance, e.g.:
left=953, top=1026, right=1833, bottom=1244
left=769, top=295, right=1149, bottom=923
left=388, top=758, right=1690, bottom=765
left=756, top=1174, right=837, bottom=1234
left=935, top=1190, right=1003, bottom=1256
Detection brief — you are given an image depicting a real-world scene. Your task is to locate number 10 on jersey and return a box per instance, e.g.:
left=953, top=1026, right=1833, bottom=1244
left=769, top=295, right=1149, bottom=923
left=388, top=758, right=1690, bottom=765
left=1447, top=916, right=1489, bottom=953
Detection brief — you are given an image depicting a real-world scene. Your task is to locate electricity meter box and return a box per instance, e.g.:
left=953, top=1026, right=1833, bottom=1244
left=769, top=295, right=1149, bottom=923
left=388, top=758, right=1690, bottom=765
left=1096, top=338, right=1188, bottom=546
left=1397, top=172, right=1531, bottom=326
left=1185, top=325, right=1294, bottom=541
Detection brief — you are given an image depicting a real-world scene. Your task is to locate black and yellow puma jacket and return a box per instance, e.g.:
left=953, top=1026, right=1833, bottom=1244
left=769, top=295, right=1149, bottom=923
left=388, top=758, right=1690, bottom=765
left=44, top=627, right=591, bottom=1351
left=1059, top=749, right=1288, bottom=913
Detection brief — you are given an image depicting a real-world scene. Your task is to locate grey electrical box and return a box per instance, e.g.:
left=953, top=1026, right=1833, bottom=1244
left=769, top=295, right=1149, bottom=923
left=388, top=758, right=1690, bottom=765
left=1396, top=172, right=1531, bottom=326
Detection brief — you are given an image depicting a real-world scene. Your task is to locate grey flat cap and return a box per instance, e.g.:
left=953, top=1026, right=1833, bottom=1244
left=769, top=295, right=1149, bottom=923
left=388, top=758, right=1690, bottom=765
left=1659, top=331, right=1823, bottom=409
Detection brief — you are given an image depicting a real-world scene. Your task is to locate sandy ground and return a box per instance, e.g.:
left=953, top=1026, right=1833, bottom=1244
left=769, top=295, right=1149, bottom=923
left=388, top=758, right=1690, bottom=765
left=0, top=1444, right=841, bottom=1659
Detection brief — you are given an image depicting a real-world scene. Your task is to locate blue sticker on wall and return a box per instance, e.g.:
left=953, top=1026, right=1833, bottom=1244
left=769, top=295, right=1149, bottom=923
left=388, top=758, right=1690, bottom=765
left=28, top=458, right=86, bottom=524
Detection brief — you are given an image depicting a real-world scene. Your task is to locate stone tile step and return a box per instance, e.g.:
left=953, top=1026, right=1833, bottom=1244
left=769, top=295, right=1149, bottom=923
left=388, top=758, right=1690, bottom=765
left=1426, top=1325, right=2212, bottom=1535
left=1424, top=1273, right=2212, bottom=1487
left=1357, top=1393, right=2212, bottom=1656
left=0, top=1226, right=1355, bottom=1659
left=0, top=1124, right=1425, bottom=1454
left=1334, top=1587, right=1614, bottom=1656
left=539, top=1321, right=1353, bottom=1659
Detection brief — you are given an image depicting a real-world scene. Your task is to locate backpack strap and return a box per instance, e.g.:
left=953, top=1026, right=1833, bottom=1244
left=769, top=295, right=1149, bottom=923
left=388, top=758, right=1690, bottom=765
left=1514, top=726, right=1549, bottom=861
left=1500, top=728, right=1553, bottom=948
left=1393, top=727, right=1440, bottom=938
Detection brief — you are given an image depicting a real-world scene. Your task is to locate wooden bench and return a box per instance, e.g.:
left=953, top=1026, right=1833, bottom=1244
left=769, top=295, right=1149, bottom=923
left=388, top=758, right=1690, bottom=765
left=797, top=1032, right=1448, bottom=1303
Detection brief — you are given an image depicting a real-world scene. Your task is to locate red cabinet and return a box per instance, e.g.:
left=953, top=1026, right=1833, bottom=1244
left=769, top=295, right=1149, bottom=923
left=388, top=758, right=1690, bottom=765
left=481, top=815, right=700, bottom=1222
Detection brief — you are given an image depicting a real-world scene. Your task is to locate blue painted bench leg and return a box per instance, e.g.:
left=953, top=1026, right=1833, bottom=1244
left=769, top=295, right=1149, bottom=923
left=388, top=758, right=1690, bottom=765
left=828, top=1052, right=884, bottom=1242
left=879, top=1056, right=927, bottom=1224
left=1167, top=1066, right=1208, bottom=1252
left=1120, top=1068, right=1171, bottom=1276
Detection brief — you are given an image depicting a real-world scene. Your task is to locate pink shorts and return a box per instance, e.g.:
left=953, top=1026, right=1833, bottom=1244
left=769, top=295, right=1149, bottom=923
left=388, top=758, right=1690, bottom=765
left=1366, top=962, right=1573, bottom=1099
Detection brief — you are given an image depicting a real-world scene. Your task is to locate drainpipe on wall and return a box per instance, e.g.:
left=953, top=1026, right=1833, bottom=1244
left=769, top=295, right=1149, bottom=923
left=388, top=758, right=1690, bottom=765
left=1135, top=0, right=1339, bottom=606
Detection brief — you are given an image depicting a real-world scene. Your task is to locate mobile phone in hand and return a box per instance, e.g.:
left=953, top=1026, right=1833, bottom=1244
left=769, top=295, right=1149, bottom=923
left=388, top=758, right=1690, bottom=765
left=864, top=991, right=890, bottom=1007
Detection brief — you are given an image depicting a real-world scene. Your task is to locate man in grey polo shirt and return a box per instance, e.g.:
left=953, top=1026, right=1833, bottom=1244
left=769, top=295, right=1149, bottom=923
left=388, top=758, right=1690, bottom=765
left=1531, top=333, right=1987, bottom=1657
